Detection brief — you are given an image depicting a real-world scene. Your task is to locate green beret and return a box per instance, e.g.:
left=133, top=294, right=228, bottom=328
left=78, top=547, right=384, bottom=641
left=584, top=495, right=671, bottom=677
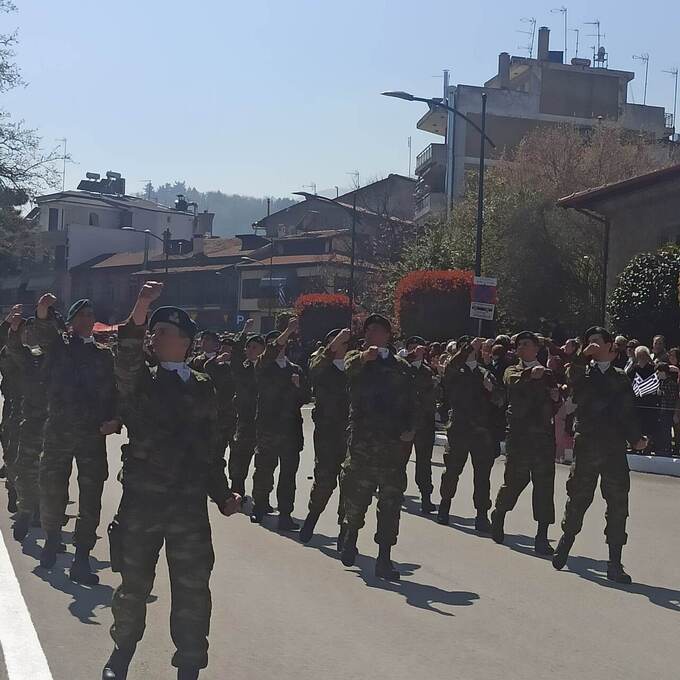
left=245, top=334, right=265, bottom=347
left=405, top=335, right=426, bottom=348
left=149, top=306, right=197, bottom=340
left=515, top=331, right=539, bottom=345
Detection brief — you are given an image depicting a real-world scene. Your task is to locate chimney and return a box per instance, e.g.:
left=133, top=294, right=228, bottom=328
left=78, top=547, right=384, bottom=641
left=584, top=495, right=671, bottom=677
left=498, top=52, right=510, bottom=88
left=192, top=233, right=205, bottom=256
left=537, top=26, right=550, bottom=61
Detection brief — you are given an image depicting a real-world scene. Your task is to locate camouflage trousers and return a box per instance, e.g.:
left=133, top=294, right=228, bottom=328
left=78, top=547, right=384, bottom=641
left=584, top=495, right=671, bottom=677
left=494, top=433, right=555, bottom=524
left=40, top=426, right=108, bottom=550
left=560, top=434, right=630, bottom=545
left=228, top=422, right=255, bottom=497
left=441, top=428, right=495, bottom=513
left=308, top=426, right=347, bottom=522
left=14, top=417, right=44, bottom=516
left=341, top=438, right=410, bottom=547
left=111, top=490, right=214, bottom=670
left=1, top=402, right=20, bottom=489
left=410, top=421, right=435, bottom=495
left=252, top=430, right=301, bottom=515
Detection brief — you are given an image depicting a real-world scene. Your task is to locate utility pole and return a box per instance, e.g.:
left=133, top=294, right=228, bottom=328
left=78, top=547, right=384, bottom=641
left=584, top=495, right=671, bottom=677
left=571, top=28, right=580, bottom=58
left=407, top=136, right=412, bottom=177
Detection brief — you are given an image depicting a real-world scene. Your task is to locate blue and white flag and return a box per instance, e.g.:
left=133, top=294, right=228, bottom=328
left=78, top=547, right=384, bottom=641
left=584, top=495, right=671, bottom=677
left=633, top=372, right=660, bottom=398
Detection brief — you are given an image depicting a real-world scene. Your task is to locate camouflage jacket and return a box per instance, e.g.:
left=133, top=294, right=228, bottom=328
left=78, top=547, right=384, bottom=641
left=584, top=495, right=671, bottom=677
left=255, top=341, right=310, bottom=440
left=345, top=349, right=416, bottom=443
left=203, top=356, right=237, bottom=431
left=230, top=332, right=258, bottom=426
left=410, top=360, right=437, bottom=428
left=188, top=352, right=215, bottom=373
left=5, top=326, right=47, bottom=420
left=309, top=345, right=349, bottom=433
left=33, top=315, right=116, bottom=431
left=567, top=354, right=642, bottom=445
left=504, top=363, right=559, bottom=437
left=115, top=319, right=230, bottom=503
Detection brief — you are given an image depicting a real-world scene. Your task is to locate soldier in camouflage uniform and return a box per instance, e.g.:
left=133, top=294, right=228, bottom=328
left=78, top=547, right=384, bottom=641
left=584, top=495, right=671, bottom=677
left=339, top=314, right=416, bottom=581
left=104, top=281, right=241, bottom=680
left=552, top=326, right=648, bottom=584
left=203, top=336, right=237, bottom=459
left=250, top=317, right=310, bottom=530
left=404, top=336, right=438, bottom=514
left=299, top=327, right=350, bottom=544
left=188, top=330, right=220, bottom=373
left=437, top=337, right=504, bottom=532
left=34, top=294, right=119, bottom=584
left=228, top=319, right=265, bottom=499
left=491, top=331, right=561, bottom=555
left=4, top=310, right=49, bottom=542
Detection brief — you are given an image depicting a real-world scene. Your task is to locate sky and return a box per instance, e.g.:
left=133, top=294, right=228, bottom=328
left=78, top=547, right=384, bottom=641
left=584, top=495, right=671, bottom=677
left=4, top=0, right=679, bottom=200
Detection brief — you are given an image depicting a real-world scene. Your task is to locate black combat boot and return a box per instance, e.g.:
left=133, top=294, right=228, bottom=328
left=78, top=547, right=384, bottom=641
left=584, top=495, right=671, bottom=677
left=7, top=484, right=17, bottom=513
left=552, top=533, right=575, bottom=570
left=39, top=530, right=62, bottom=569
left=490, top=509, right=505, bottom=544
left=249, top=506, right=265, bottom=524
left=12, top=512, right=31, bottom=542
left=102, top=645, right=136, bottom=680
left=375, top=544, right=400, bottom=581
left=436, top=498, right=451, bottom=525
left=70, top=546, right=100, bottom=585
left=177, top=667, right=200, bottom=680
left=534, top=522, right=554, bottom=556
left=420, top=493, right=436, bottom=514
left=607, top=544, right=632, bottom=584
left=299, top=512, right=320, bottom=543
left=475, top=512, right=491, bottom=533
left=277, top=514, right=300, bottom=532
left=340, top=528, right=358, bottom=567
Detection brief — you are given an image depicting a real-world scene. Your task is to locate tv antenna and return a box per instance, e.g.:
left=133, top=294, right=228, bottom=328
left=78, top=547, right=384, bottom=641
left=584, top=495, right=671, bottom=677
left=663, top=67, right=678, bottom=133
left=585, top=19, right=604, bottom=53
left=56, top=138, right=67, bottom=191
left=633, top=53, right=650, bottom=104
left=303, top=182, right=317, bottom=195
left=551, top=6, right=568, bottom=60
left=571, top=28, right=580, bottom=58
left=347, top=171, right=360, bottom=189
left=517, top=17, right=537, bottom=58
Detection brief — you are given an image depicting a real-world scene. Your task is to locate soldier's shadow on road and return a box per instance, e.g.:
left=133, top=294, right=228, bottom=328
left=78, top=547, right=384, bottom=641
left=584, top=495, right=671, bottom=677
left=565, top=555, right=680, bottom=612
left=20, top=531, right=114, bottom=624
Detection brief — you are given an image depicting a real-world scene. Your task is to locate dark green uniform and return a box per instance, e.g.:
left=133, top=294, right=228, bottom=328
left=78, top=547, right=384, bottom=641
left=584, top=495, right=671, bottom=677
left=494, top=363, right=557, bottom=523
left=440, top=359, right=503, bottom=513
left=34, top=315, right=117, bottom=550
left=341, top=350, right=415, bottom=546
left=111, top=319, right=231, bottom=670
left=252, top=341, right=309, bottom=515
left=409, top=360, right=437, bottom=496
left=0, top=338, right=22, bottom=507
left=188, top=352, right=216, bottom=374
left=307, top=344, right=349, bottom=522
left=203, top=356, right=237, bottom=458
left=228, top=333, right=258, bottom=497
left=560, top=357, right=641, bottom=545
left=5, top=325, right=47, bottom=517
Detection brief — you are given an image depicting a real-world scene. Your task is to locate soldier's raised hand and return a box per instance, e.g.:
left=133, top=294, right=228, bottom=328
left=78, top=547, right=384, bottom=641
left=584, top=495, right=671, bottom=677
left=362, top=345, right=380, bottom=362
left=483, top=375, right=494, bottom=392
left=330, top=328, right=351, bottom=351
left=6, top=304, right=23, bottom=331
left=286, top=316, right=299, bottom=335
left=138, top=281, right=164, bottom=304
left=243, top=318, right=254, bottom=332
left=36, top=293, right=57, bottom=319
left=531, top=365, right=546, bottom=380
left=583, top=342, right=601, bottom=358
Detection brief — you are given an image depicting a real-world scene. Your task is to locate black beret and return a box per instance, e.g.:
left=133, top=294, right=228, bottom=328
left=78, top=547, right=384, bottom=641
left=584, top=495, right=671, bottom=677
left=149, top=306, right=198, bottom=340
left=265, top=330, right=281, bottom=343
left=363, top=313, right=391, bottom=333
left=405, top=335, right=426, bottom=348
left=324, top=328, right=342, bottom=345
left=67, top=298, right=93, bottom=322
left=515, top=331, right=539, bottom=345
left=245, top=334, right=265, bottom=347
left=201, top=330, right=219, bottom=341
left=219, top=335, right=235, bottom=346
left=583, top=326, right=612, bottom=345
left=458, top=334, right=472, bottom=345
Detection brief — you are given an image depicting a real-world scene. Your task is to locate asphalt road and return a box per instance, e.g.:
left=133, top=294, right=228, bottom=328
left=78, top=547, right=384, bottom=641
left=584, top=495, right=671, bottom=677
left=1, top=407, right=678, bottom=680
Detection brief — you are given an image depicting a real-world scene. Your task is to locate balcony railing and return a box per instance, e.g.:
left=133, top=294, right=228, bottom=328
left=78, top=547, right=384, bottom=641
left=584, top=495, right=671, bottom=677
left=665, top=112, right=675, bottom=130
left=414, top=192, right=447, bottom=220
left=415, top=143, right=447, bottom=176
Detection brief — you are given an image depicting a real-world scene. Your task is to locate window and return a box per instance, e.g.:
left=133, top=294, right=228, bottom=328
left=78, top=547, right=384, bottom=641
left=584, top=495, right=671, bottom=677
left=48, top=208, right=59, bottom=232
left=241, top=278, right=261, bottom=299
left=88, top=212, right=99, bottom=226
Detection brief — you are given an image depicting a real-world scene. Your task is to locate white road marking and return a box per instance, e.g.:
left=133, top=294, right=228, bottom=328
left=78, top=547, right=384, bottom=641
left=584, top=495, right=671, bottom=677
left=0, top=529, right=53, bottom=680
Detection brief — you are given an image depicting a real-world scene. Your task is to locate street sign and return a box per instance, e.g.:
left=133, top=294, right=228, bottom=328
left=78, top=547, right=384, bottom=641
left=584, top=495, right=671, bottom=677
left=470, top=301, right=495, bottom=320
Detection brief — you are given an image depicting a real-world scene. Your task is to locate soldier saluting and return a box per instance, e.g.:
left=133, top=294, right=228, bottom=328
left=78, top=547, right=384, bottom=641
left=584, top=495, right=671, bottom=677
left=104, top=281, right=241, bottom=680
left=552, top=326, right=647, bottom=583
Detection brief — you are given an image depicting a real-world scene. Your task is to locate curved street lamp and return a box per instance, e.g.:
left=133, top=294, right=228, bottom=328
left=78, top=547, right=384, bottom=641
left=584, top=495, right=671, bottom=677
left=121, top=227, right=171, bottom=274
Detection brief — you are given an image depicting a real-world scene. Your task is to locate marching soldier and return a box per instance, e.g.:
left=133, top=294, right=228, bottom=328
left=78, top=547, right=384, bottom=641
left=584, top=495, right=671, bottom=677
left=250, top=317, right=310, bottom=530
left=491, top=331, right=560, bottom=555
left=437, top=337, right=504, bottom=532
left=339, top=314, right=416, bottom=581
left=34, top=294, right=119, bottom=584
left=203, top=336, right=237, bottom=460
left=188, top=330, right=220, bottom=372
left=104, top=281, right=240, bottom=680
left=552, top=326, right=648, bottom=583
left=228, top=319, right=265, bottom=499
left=300, top=327, right=350, bottom=544
left=404, top=336, right=437, bottom=514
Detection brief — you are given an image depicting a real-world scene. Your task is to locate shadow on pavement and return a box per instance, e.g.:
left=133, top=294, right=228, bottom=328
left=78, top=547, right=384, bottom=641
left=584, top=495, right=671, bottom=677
left=565, top=555, right=680, bottom=612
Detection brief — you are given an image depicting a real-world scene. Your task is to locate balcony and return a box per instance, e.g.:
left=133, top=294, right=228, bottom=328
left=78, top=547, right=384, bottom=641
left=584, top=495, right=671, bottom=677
left=414, top=192, right=447, bottom=222
left=415, top=143, right=447, bottom=176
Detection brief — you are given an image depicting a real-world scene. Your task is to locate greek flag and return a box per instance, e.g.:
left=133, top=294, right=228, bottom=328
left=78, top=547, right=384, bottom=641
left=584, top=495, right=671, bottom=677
left=278, top=283, right=287, bottom=307
left=633, top=372, right=660, bottom=398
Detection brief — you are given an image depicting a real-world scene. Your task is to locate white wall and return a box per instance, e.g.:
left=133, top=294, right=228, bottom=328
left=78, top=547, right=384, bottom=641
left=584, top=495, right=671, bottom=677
left=65, top=224, right=149, bottom=269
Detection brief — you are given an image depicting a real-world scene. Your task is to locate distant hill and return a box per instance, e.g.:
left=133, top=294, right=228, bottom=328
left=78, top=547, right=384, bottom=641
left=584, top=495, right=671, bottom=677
left=141, top=181, right=297, bottom=237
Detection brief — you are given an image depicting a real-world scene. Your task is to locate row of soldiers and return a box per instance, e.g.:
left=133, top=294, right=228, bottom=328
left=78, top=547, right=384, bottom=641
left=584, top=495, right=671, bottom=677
left=0, top=282, right=648, bottom=680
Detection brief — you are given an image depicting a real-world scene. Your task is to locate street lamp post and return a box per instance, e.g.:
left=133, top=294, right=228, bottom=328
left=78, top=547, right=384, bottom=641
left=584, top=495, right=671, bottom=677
left=292, top=191, right=359, bottom=325
left=121, top=227, right=171, bottom=274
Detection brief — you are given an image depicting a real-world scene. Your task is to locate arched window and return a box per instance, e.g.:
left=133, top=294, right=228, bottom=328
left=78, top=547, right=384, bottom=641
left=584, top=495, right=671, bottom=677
left=88, top=212, right=99, bottom=226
